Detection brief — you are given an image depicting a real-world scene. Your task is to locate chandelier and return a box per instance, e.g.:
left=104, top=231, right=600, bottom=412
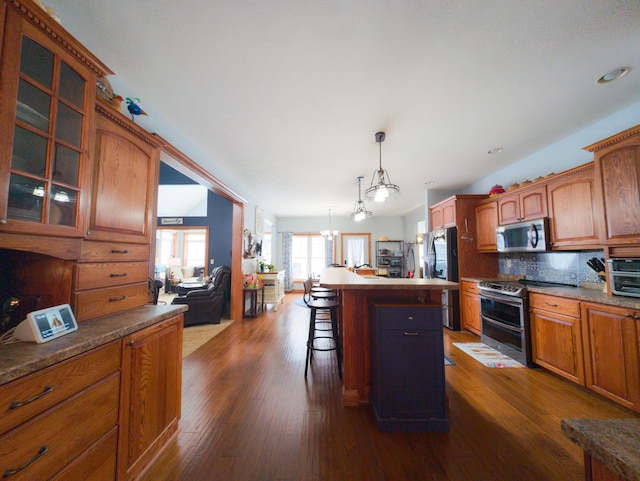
left=320, top=209, right=339, bottom=240
left=351, top=176, right=372, bottom=221
left=365, top=131, right=400, bottom=203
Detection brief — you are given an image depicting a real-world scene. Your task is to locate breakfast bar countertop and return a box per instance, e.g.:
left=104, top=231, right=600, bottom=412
left=561, top=418, right=640, bottom=481
left=320, top=267, right=459, bottom=290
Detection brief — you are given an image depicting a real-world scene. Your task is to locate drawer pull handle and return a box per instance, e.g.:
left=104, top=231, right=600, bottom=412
left=126, top=340, right=135, bottom=347
left=403, top=331, right=419, bottom=336
left=625, top=313, right=640, bottom=320
left=2, top=445, right=47, bottom=477
left=109, top=295, right=127, bottom=302
left=110, top=272, right=128, bottom=277
left=545, top=302, right=558, bottom=307
left=111, top=249, right=129, bottom=254
left=9, top=386, right=53, bottom=409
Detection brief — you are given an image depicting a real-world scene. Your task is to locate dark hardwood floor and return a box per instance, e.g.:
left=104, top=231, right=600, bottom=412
left=139, top=294, right=637, bottom=481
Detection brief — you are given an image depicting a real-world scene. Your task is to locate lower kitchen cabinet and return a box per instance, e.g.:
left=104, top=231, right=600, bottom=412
left=530, top=293, right=585, bottom=385
left=369, top=302, right=448, bottom=432
left=581, top=302, right=640, bottom=412
left=0, top=341, right=121, bottom=481
left=118, top=314, right=183, bottom=481
left=461, top=280, right=481, bottom=335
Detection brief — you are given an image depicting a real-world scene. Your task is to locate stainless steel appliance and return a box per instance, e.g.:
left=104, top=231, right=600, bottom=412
left=496, top=218, right=550, bottom=253
left=424, top=227, right=459, bottom=330
left=607, top=258, right=640, bottom=298
left=478, top=280, right=532, bottom=367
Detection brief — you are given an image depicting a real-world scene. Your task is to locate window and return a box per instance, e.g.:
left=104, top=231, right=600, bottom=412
left=291, top=234, right=327, bottom=280
left=261, top=231, right=272, bottom=264
left=184, top=231, right=206, bottom=266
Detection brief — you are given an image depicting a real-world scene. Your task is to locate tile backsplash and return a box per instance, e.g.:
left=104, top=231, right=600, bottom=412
left=499, top=250, right=605, bottom=286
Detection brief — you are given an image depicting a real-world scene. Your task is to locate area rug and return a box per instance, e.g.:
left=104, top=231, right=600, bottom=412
left=444, top=356, right=455, bottom=366
left=452, top=342, right=525, bottom=368
left=182, top=320, right=234, bottom=358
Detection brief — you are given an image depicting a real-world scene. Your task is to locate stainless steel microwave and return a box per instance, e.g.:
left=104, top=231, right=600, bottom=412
left=496, top=218, right=550, bottom=253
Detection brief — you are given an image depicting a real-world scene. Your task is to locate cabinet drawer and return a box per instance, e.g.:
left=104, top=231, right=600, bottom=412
left=461, top=280, right=479, bottom=294
left=530, top=292, right=580, bottom=318
left=0, top=373, right=119, bottom=481
left=372, top=303, right=441, bottom=331
left=74, top=261, right=149, bottom=290
left=81, top=241, right=150, bottom=262
left=0, top=341, right=120, bottom=435
left=73, top=283, right=149, bottom=321
left=49, top=427, right=117, bottom=481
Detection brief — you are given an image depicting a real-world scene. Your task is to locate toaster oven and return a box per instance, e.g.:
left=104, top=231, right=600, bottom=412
left=607, top=258, right=640, bottom=298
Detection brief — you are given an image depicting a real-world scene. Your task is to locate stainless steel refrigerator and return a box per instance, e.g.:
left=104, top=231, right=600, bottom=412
left=424, top=227, right=460, bottom=330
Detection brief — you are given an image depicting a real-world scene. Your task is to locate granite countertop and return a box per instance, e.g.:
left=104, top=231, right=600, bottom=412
left=0, top=304, right=187, bottom=386
left=561, top=418, right=640, bottom=481
left=320, top=267, right=459, bottom=290
left=461, top=277, right=640, bottom=310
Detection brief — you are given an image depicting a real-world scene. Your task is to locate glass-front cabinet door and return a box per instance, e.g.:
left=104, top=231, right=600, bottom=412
left=0, top=12, right=95, bottom=236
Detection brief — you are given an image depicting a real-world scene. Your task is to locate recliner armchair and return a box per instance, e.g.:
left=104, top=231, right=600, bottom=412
left=171, top=266, right=231, bottom=326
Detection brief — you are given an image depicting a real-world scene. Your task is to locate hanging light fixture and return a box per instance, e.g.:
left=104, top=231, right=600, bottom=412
left=351, top=176, right=372, bottom=222
left=320, top=208, right=339, bottom=240
left=365, top=131, right=400, bottom=203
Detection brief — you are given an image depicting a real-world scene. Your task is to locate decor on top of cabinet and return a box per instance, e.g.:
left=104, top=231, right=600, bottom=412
left=96, top=76, right=114, bottom=102
left=489, top=184, right=505, bottom=196
left=126, top=97, right=148, bottom=121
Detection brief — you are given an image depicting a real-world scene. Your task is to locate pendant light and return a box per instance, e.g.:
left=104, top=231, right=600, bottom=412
left=365, top=131, right=400, bottom=203
left=351, top=176, right=372, bottom=221
left=320, top=209, right=339, bottom=240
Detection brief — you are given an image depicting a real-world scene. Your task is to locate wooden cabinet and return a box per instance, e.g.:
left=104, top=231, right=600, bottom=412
left=547, top=162, right=601, bottom=249
left=585, top=124, right=640, bottom=246
left=260, top=270, right=285, bottom=309
left=429, top=198, right=456, bottom=230
left=581, top=302, right=640, bottom=412
left=0, top=341, right=121, bottom=480
left=118, top=314, right=183, bottom=481
left=369, top=303, right=448, bottom=432
left=88, top=103, right=160, bottom=244
left=475, top=201, right=499, bottom=252
left=461, top=280, right=481, bottom=335
left=72, top=241, right=151, bottom=321
left=497, top=184, right=547, bottom=225
left=0, top=3, right=109, bottom=237
left=529, top=293, right=585, bottom=385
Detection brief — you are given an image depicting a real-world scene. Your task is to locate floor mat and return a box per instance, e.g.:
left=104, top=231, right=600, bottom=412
left=453, top=342, right=525, bottom=368
left=444, top=356, right=455, bottom=366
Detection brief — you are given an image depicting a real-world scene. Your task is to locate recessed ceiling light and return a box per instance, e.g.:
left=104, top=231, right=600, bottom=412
left=487, top=147, right=503, bottom=155
left=597, top=67, right=630, bottom=84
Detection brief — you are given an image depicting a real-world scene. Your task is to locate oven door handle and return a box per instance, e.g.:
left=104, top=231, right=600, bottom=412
left=479, top=290, right=524, bottom=308
left=481, top=315, right=523, bottom=334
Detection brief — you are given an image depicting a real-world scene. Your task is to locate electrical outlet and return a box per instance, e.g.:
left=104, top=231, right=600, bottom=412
left=210, top=258, right=215, bottom=265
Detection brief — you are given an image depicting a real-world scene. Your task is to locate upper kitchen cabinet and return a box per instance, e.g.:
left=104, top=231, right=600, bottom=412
left=585, top=124, right=640, bottom=247
left=475, top=201, right=498, bottom=252
left=547, top=162, right=601, bottom=250
left=87, top=102, right=160, bottom=244
left=429, top=198, right=456, bottom=230
left=0, top=2, right=111, bottom=237
left=497, top=184, right=547, bottom=225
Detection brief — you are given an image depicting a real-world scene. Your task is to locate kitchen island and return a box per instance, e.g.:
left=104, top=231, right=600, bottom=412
left=319, top=268, right=458, bottom=406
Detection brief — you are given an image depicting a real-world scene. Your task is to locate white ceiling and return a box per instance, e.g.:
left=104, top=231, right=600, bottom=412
left=47, top=0, right=640, bottom=217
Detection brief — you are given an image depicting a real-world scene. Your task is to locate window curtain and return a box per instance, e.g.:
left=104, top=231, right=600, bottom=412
left=347, top=239, right=364, bottom=266
left=325, top=238, right=334, bottom=266
left=282, top=232, right=293, bottom=291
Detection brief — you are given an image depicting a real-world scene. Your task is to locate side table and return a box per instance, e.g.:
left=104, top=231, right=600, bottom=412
left=243, top=286, right=265, bottom=318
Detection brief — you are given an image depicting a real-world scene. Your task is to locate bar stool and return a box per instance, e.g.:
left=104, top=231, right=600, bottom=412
left=305, top=298, right=342, bottom=379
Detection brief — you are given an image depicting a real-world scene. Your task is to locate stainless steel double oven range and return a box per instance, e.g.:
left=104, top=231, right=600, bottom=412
left=477, top=279, right=576, bottom=367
